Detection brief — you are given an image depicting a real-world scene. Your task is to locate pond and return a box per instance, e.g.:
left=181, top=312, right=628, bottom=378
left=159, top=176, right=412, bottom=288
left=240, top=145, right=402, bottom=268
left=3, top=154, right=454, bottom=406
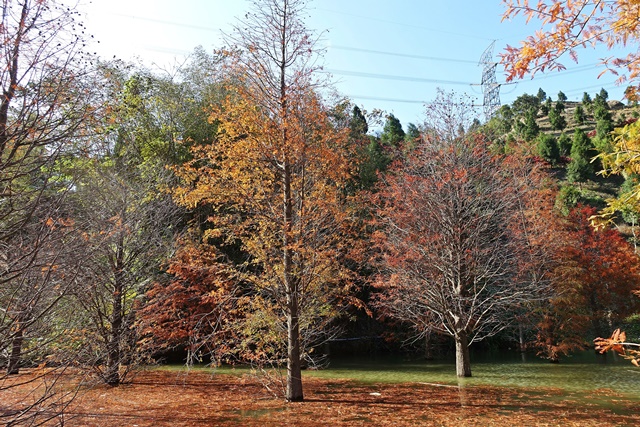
left=303, top=351, right=640, bottom=399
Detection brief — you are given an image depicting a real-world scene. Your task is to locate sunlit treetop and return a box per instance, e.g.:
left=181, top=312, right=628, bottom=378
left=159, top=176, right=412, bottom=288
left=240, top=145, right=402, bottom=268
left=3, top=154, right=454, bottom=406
left=501, top=0, right=640, bottom=98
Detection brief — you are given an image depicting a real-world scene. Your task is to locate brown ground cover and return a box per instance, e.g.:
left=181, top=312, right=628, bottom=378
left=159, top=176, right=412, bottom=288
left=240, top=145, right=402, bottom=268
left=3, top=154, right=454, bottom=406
left=2, top=369, right=639, bottom=426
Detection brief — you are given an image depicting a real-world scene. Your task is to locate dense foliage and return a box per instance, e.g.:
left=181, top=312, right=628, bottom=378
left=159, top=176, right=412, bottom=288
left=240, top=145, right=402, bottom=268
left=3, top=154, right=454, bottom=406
left=1, top=1, right=640, bottom=422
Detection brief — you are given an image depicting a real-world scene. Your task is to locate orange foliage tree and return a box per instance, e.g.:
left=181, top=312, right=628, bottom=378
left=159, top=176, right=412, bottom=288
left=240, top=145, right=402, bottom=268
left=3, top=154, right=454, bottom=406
left=501, top=0, right=640, bottom=95
left=173, top=0, right=356, bottom=402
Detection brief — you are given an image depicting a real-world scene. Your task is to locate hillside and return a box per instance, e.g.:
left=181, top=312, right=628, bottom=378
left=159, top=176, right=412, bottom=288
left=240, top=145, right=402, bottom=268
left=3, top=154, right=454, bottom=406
left=486, top=91, right=640, bottom=236
left=537, top=100, right=634, bottom=136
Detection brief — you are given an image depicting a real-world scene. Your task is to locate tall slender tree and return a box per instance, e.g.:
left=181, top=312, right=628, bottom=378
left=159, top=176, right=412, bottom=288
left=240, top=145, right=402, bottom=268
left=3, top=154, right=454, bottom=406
left=174, top=0, right=355, bottom=402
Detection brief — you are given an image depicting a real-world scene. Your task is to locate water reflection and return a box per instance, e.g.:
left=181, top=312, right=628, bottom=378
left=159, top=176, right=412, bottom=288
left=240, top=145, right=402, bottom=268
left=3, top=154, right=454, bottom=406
left=306, top=351, right=640, bottom=398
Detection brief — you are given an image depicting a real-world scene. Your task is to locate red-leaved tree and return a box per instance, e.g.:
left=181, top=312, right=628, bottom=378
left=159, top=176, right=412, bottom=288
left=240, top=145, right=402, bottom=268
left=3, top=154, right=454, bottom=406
left=138, top=238, right=242, bottom=365
left=536, top=206, right=640, bottom=361
left=373, top=130, right=547, bottom=377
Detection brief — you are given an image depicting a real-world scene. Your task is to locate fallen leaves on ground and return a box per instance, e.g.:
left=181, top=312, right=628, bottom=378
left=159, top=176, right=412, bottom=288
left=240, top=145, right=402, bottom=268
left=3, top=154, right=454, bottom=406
left=2, top=369, right=639, bottom=426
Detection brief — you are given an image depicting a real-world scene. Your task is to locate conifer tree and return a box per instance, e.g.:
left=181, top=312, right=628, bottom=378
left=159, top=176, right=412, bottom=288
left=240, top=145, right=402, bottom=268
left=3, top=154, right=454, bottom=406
left=381, top=114, right=405, bottom=148
left=574, top=104, right=586, bottom=125
left=549, top=102, right=567, bottom=131
left=567, top=128, right=594, bottom=182
left=537, top=133, right=560, bottom=164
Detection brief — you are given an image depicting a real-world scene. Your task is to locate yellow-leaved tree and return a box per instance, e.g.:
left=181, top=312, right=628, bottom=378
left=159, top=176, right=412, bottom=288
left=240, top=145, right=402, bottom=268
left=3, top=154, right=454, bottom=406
left=173, top=0, right=355, bottom=402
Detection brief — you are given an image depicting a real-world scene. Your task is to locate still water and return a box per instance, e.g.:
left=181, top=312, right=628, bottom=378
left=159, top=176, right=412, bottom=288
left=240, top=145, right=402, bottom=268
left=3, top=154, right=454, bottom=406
left=304, top=351, right=640, bottom=398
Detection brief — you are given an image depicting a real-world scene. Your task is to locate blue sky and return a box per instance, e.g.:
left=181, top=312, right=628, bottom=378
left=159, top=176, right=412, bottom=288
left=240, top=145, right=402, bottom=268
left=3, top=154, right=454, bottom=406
left=80, top=0, right=628, bottom=130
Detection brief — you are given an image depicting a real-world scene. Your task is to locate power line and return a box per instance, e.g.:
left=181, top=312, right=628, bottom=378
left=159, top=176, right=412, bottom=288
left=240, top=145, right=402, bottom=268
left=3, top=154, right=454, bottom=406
left=323, top=68, right=473, bottom=86
left=564, top=82, right=621, bottom=97
left=98, top=11, right=626, bottom=106
left=330, top=45, right=478, bottom=64
left=344, top=94, right=427, bottom=104
left=527, top=64, right=602, bottom=81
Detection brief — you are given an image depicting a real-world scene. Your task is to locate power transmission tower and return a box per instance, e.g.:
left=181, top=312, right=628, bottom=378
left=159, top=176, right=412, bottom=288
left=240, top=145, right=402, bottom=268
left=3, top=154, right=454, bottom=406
left=479, top=41, right=501, bottom=120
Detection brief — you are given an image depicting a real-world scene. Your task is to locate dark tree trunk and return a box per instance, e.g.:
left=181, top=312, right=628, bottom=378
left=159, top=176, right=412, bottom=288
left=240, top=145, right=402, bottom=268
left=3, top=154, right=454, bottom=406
left=424, top=329, right=434, bottom=361
left=7, top=327, right=24, bottom=375
left=106, top=252, right=125, bottom=386
left=105, top=289, right=122, bottom=386
left=283, top=160, right=304, bottom=402
left=455, top=332, right=472, bottom=377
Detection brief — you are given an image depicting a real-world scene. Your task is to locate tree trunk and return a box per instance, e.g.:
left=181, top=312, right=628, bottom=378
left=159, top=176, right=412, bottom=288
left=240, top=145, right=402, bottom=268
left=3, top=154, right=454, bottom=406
left=518, top=322, right=528, bottom=362
left=588, top=292, right=607, bottom=340
left=286, top=302, right=303, bottom=402
left=7, top=327, right=24, bottom=375
left=0, top=2, right=26, bottom=151
left=283, top=159, right=304, bottom=402
left=105, top=308, right=122, bottom=386
left=106, top=267, right=124, bottom=386
left=455, top=332, right=472, bottom=377
left=424, top=329, right=433, bottom=361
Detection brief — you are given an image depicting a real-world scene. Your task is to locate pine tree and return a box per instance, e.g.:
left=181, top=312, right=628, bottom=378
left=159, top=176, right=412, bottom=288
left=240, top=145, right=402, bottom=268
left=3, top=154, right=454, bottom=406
left=567, top=128, right=594, bottom=182
left=549, top=102, right=567, bottom=131
left=381, top=114, right=405, bottom=148
left=573, top=104, right=586, bottom=125
left=522, top=110, right=540, bottom=141
left=537, top=133, right=560, bottom=164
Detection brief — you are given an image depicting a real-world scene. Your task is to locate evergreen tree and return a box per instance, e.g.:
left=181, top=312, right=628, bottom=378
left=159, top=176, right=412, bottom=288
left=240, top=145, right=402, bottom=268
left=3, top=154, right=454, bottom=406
left=348, top=105, right=388, bottom=190
left=522, top=110, right=540, bottom=141
left=557, top=132, right=572, bottom=157
left=567, top=128, right=594, bottom=182
left=549, top=102, right=567, bottom=131
left=488, top=104, right=514, bottom=135
left=571, top=128, right=593, bottom=159
left=593, top=117, right=614, bottom=153
left=537, top=133, right=560, bottom=164
left=349, top=105, right=368, bottom=140
left=512, top=93, right=541, bottom=117
left=598, top=88, right=609, bottom=102
left=380, top=114, right=405, bottom=148
left=573, top=104, right=586, bottom=125
left=537, top=87, right=547, bottom=102
left=405, top=122, right=421, bottom=146
left=555, top=185, right=582, bottom=216
left=540, top=97, right=552, bottom=115
left=567, top=157, right=593, bottom=183
left=594, top=91, right=610, bottom=115
left=557, top=91, right=568, bottom=102
left=594, top=102, right=612, bottom=122
left=359, top=138, right=389, bottom=190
